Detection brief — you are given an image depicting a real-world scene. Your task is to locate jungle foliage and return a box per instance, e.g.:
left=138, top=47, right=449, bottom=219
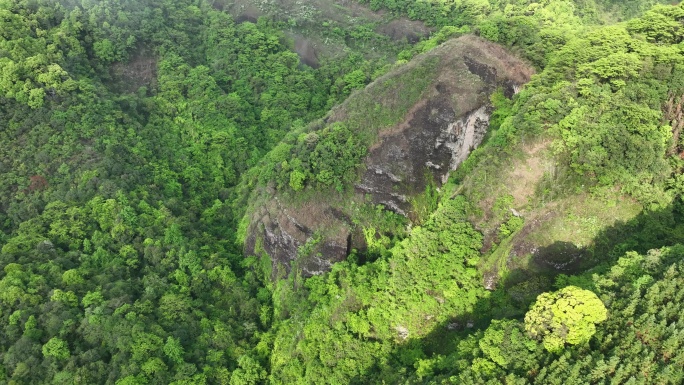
left=1, top=0, right=684, bottom=384
left=0, top=0, right=385, bottom=383
left=262, top=2, right=684, bottom=384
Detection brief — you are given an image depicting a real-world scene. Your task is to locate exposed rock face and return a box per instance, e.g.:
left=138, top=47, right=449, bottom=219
left=244, top=35, right=533, bottom=277
left=246, top=194, right=353, bottom=276
left=356, top=102, right=492, bottom=216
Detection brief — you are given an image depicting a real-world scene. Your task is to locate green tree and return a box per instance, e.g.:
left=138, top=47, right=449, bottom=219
left=289, top=170, right=306, bottom=191
left=42, top=337, right=70, bottom=360
left=229, top=355, right=267, bottom=385
left=524, top=286, right=608, bottom=352
left=163, top=336, right=185, bottom=365
left=479, top=320, right=537, bottom=369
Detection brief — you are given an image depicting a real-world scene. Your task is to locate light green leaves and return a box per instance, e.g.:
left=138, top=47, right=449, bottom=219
left=42, top=337, right=70, bottom=360
left=627, top=5, right=684, bottom=44
left=163, top=337, right=185, bottom=365
left=525, top=286, right=607, bottom=352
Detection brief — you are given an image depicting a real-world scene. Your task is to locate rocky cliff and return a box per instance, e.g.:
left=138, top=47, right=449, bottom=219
left=243, top=35, right=533, bottom=277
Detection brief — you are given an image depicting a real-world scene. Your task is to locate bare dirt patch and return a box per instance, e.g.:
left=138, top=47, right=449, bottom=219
left=376, top=18, right=431, bottom=43
left=213, top=0, right=263, bottom=20
left=507, top=140, right=552, bottom=207
left=508, top=209, right=560, bottom=263
left=506, top=191, right=642, bottom=275
left=110, top=50, right=157, bottom=93
left=286, top=33, right=321, bottom=68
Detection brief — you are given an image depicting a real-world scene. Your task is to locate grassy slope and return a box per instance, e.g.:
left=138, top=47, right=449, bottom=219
left=446, top=4, right=684, bottom=289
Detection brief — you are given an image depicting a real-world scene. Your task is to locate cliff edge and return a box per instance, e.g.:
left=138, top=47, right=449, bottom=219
left=242, top=35, right=534, bottom=277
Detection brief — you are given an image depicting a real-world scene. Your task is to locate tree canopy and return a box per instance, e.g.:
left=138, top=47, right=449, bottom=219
left=524, top=286, right=608, bottom=352
left=1, top=0, right=683, bottom=384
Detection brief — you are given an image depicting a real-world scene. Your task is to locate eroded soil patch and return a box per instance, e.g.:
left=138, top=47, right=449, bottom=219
left=507, top=140, right=552, bottom=206
left=376, top=18, right=431, bottom=43
left=110, top=50, right=157, bottom=93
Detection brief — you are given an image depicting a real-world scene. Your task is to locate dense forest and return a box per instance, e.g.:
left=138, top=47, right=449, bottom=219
left=1, top=0, right=684, bottom=384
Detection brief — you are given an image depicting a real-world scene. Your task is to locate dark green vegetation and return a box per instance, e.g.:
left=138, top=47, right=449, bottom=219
left=0, top=0, right=391, bottom=383
left=421, top=246, right=684, bottom=384
left=360, top=0, right=673, bottom=66
left=259, top=2, right=684, bottom=384
left=2, top=0, right=684, bottom=385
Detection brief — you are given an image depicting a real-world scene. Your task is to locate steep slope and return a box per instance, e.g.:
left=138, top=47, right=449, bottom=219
left=242, top=35, right=533, bottom=276
left=217, top=0, right=432, bottom=67
left=260, top=5, right=684, bottom=383
left=0, top=1, right=391, bottom=383
left=410, top=246, right=684, bottom=384
left=451, top=5, right=684, bottom=289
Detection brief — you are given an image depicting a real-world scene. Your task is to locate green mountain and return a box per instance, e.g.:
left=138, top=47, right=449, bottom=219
left=0, top=0, right=683, bottom=384
left=241, top=34, right=533, bottom=277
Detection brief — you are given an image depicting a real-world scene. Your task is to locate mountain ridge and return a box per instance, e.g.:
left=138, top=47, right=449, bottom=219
left=242, top=35, right=533, bottom=277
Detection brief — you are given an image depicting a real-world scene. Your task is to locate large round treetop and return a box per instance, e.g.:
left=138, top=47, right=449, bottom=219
left=525, top=286, right=608, bottom=353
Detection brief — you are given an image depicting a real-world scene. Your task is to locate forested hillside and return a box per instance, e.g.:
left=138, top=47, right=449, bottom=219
left=1, top=0, right=684, bottom=384
left=0, top=0, right=392, bottom=383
